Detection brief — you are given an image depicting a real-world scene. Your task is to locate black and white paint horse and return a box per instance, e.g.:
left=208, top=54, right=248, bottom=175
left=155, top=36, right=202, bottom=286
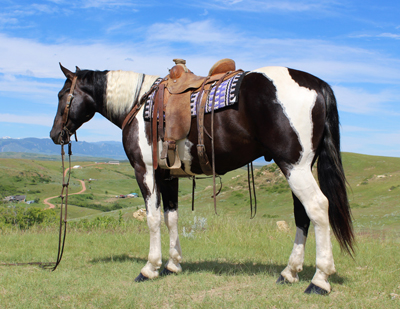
left=50, top=63, right=354, bottom=294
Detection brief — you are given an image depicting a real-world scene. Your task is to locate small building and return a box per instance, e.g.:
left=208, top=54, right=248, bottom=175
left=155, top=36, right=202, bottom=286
left=108, top=161, right=120, bottom=165
left=3, top=195, right=27, bottom=203
left=14, top=195, right=26, bottom=202
left=73, top=165, right=82, bottom=169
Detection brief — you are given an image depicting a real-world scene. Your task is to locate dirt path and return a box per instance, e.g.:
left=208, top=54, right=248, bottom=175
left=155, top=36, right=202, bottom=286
left=44, top=164, right=93, bottom=209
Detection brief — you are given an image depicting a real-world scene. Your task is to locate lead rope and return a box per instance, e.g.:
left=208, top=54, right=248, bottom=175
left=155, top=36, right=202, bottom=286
left=41, top=142, right=70, bottom=270
left=248, top=162, right=257, bottom=219
left=1, top=143, right=71, bottom=270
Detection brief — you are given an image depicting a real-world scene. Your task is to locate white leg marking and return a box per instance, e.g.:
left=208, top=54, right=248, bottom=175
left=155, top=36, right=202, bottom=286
left=141, top=183, right=162, bottom=279
left=288, top=167, right=335, bottom=292
left=281, top=227, right=307, bottom=283
left=137, top=110, right=162, bottom=279
left=164, top=210, right=183, bottom=273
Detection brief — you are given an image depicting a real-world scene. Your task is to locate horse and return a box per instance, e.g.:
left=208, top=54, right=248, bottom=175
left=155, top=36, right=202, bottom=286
left=50, top=62, right=354, bottom=295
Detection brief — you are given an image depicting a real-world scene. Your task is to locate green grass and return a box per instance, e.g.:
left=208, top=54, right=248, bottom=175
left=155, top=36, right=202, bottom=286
left=1, top=152, right=400, bottom=307
left=0, top=211, right=400, bottom=308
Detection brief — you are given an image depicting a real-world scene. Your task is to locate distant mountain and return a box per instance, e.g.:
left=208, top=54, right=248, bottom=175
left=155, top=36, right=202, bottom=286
left=0, top=137, right=127, bottom=160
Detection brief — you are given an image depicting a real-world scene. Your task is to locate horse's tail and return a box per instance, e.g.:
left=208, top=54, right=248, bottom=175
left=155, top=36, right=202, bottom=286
left=317, top=82, right=355, bottom=256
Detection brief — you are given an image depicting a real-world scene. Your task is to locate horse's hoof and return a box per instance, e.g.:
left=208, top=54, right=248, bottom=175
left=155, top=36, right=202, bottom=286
left=160, top=268, right=175, bottom=277
left=134, top=273, right=149, bottom=282
left=276, top=275, right=289, bottom=284
left=304, top=282, right=329, bottom=295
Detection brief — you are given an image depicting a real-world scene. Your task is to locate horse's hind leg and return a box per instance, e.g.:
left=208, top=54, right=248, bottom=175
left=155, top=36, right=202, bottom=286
left=159, top=177, right=182, bottom=275
left=277, top=194, right=310, bottom=284
left=285, top=166, right=335, bottom=294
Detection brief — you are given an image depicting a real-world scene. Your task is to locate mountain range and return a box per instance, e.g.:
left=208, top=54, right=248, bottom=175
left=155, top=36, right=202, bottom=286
left=0, top=137, right=126, bottom=160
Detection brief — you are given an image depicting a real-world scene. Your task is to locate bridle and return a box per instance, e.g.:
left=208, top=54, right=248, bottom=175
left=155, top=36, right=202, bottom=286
left=59, top=75, right=78, bottom=144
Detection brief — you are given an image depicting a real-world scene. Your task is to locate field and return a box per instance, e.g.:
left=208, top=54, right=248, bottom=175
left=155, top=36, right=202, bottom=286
left=0, top=152, right=400, bottom=308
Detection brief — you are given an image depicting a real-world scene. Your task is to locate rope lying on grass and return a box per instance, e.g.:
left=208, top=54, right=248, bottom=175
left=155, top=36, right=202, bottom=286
left=1, top=143, right=71, bottom=271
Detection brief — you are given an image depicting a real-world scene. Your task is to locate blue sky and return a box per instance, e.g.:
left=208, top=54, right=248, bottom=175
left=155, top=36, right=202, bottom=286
left=0, top=0, right=399, bottom=157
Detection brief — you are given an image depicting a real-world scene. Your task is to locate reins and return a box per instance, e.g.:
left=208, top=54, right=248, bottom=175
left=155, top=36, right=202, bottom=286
left=43, top=142, right=71, bottom=271
left=1, top=142, right=72, bottom=270
left=1, top=76, right=77, bottom=270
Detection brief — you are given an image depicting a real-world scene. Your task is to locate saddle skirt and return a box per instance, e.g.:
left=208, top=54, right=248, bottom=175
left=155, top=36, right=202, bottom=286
left=143, top=71, right=246, bottom=121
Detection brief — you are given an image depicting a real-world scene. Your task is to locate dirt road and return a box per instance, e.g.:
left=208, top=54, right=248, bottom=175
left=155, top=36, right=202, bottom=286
left=43, top=163, right=96, bottom=209
left=44, top=179, right=86, bottom=209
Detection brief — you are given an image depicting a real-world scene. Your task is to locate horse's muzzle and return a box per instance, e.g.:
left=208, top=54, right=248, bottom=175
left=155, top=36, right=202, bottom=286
left=50, top=128, right=69, bottom=145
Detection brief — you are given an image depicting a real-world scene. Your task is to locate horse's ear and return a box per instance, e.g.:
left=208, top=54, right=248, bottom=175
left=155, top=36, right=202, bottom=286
left=75, top=66, right=81, bottom=72
left=59, top=62, right=75, bottom=80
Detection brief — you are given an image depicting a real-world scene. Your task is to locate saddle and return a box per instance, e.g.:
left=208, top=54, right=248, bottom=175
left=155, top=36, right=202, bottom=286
left=151, top=58, right=241, bottom=174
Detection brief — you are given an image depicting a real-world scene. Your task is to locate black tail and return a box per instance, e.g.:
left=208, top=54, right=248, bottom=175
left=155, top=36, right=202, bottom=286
left=317, top=82, right=355, bottom=256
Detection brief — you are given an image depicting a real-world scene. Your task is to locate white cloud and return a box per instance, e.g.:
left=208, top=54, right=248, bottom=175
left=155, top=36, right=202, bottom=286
left=0, top=112, right=121, bottom=142
left=199, top=0, right=340, bottom=12
left=147, top=19, right=240, bottom=45
left=79, top=0, right=139, bottom=9
left=350, top=33, right=400, bottom=40
left=0, top=113, right=54, bottom=126
left=1, top=19, right=400, bottom=85
left=341, top=125, right=377, bottom=133
left=342, top=131, right=400, bottom=157
left=333, top=86, right=400, bottom=115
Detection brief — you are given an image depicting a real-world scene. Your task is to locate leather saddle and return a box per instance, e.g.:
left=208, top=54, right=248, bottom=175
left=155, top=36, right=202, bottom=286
left=151, top=58, right=240, bottom=174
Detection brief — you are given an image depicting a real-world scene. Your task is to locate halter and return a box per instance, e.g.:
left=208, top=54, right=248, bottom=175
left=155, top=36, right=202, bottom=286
left=59, top=75, right=78, bottom=144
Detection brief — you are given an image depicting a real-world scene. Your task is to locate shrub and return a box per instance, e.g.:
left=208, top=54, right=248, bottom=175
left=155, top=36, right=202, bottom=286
left=0, top=205, right=57, bottom=230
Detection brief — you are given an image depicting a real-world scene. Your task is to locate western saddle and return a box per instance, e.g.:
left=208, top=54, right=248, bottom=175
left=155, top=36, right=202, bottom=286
left=122, top=58, right=242, bottom=175
left=149, top=58, right=242, bottom=176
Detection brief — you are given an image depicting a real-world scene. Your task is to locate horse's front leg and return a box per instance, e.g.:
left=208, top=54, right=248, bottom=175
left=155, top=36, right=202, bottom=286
left=134, top=164, right=163, bottom=282
left=159, top=176, right=182, bottom=275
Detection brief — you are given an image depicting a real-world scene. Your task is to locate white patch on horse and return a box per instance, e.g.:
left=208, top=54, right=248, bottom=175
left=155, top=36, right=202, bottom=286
left=251, top=68, right=335, bottom=292
left=249, top=67, right=317, bottom=166
left=105, top=71, right=159, bottom=120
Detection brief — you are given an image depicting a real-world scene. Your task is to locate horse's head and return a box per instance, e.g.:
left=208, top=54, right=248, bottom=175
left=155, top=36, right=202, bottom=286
left=50, top=63, right=96, bottom=144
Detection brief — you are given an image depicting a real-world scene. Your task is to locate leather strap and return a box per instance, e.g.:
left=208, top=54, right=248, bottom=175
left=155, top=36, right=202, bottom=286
left=209, top=71, right=231, bottom=214
left=157, top=84, right=165, bottom=141
left=196, top=72, right=231, bottom=176
left=61, top=76, right=78, bottom=130
left=196, top=77, right=213, bottom=175
left=152, top=83, right=165, bottom=170
left=121, top=103, right=142, bottom=131
left=121, top=79, right=163, bottom=131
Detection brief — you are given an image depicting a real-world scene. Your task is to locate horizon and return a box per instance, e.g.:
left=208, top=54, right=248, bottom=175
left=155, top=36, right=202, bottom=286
left=0, top=0, right=399, bottom=157
left=2, top=136, right=400, bottom=161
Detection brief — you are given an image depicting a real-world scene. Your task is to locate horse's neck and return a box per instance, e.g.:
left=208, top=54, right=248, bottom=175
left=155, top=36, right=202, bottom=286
left=101, top=70, right=159, bottom=128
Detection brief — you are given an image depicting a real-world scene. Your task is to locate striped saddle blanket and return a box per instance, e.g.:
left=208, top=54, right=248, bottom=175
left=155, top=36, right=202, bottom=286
left=143, top=71, right=246, bottom=120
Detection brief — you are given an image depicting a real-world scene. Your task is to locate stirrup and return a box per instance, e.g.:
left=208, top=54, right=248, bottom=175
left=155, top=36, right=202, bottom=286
left=159, top=141, right=182, bottom=169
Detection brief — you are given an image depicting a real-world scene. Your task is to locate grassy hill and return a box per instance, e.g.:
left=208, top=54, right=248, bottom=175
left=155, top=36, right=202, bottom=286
left=1, top=152, right=399, bottom=233
left=1, top=152, right=400, bottom=308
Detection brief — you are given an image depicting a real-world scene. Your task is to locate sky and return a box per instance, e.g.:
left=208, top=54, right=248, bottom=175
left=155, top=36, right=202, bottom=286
left=0, top=0, right=399, bottom=157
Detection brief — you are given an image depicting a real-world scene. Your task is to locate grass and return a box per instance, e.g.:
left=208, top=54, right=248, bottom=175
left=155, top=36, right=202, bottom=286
left=1, top=152, right=400, bottom=307
left=1, top=210, right=400, bottom=308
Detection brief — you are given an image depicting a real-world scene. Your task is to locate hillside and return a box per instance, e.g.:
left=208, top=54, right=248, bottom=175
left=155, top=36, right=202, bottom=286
left=0, top=137, right=126, bottom=160
left=1, top=152, right=399, bottom=234
left=1, top=152, right=400, bottom=308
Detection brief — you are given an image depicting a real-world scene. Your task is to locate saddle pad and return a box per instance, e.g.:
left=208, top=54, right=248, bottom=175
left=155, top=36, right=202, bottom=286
left=143, top=72, right=246, bottom=120
left=190, top=71, right=245, bottom=116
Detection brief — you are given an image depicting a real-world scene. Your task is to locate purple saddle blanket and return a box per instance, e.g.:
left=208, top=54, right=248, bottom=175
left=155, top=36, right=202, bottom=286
left=143, top=71, right=246, bottom=120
